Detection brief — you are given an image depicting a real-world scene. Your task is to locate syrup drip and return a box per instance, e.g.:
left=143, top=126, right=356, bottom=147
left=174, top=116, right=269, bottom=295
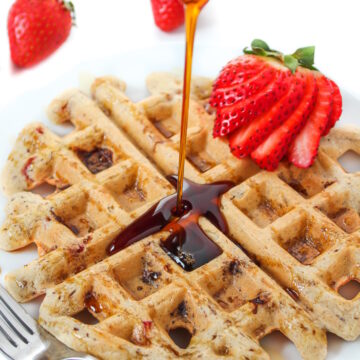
left=107, top=176, right=233, bottom=271
left=107, top=1, right=219, bottom=272
left=176, top=0, right=209, bottom=213
left=84, top=292, right=102, bottom=313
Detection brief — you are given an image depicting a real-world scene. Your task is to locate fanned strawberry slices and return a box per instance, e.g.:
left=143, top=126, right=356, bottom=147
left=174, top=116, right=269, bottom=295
left=210, top=40, right=342, bottom=170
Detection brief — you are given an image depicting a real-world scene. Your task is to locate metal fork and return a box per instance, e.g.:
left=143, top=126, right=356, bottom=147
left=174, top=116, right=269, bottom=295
left=0, top=285, right=97, bottom=360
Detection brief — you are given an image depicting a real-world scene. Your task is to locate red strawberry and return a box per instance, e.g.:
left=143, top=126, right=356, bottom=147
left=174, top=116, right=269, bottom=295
left=288, top=74, right=333, bottom=168
left=251, top=69, right=318, bottom=170
left=212, top=66, right=277, bottom=109
left=322, top=79, right=342, bottom=135
left=8, top=0, right=74, bottom=68
left=212, top=60, right=290, bottom=137
left=211, top=40, right=343, bottom=170
left=229, top=70, right=306, bottom=158
left=211, top=55, right=268, bottom=91
left=150, top=0, right=184, bottom=32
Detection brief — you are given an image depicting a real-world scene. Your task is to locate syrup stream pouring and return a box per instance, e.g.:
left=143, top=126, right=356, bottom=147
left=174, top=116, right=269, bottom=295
left=107, top=1, right=232, bottom=272
left=176, top=0, right=209, bottom=214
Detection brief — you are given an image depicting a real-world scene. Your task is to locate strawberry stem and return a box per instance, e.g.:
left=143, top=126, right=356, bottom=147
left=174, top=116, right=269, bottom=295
left=244, top=39, right=317, bottom=73
left=62, top=1, right=76, bottom=26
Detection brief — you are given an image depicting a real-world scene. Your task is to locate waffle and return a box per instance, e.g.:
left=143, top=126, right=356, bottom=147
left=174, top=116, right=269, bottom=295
left=1, top=89, right=174, bottom=298
left=0, top=72, right=359, bottom=359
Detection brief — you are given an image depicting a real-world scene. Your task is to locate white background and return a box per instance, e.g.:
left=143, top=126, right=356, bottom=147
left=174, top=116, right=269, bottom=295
left=0, top=0, right=360, bottom=109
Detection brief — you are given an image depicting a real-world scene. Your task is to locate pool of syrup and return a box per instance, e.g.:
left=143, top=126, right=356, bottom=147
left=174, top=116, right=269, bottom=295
left=107, top=176, right=233, bottom=271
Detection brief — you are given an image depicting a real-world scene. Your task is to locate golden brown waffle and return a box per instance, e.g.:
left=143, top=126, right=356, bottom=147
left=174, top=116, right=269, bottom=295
left=39, top=220, right=326, bottom=359
left=0, top=72, right=358, bottom=359
left=1, top=89, right=174, bottom=299
left=91, top=75, right=259, bottom=184
left=91, top=73, right=360, bottom=340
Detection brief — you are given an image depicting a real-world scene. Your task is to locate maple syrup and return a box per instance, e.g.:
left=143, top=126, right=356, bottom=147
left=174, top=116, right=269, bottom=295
left=107, top=176, right=233, bottom=271
left=176, top=0, right=209, bottom=213
left=84, top=291, right=103, bottom=313
left=107, top=1, right=230, bottom=272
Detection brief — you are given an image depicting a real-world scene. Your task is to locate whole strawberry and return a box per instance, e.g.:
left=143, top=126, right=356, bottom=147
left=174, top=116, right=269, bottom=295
left=8, top=0, right=75, bottom=67
left=151, top=0, right=184, bottom=32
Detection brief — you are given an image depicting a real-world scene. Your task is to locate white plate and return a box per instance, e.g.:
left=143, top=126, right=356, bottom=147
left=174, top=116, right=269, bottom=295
left=0, top=43, right=359, bottom=359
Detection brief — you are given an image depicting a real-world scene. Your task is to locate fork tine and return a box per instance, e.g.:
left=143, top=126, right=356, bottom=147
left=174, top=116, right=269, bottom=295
left=0, top=286, right=35, bottom=337
left=0, top=296, right=34, bottom=336
left=0, top=309, right=28, bottom=344
left=0, top=285, right=38, bottom=358
left=0, top=347, right=15, bottom=360
left=0, top=323, right=17, bottom=348
left=0, top=286, right=93, bottom=360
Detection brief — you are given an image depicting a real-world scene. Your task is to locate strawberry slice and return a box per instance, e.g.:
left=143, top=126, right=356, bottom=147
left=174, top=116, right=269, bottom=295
left=212, top=66, right=276, bottom=108
left=322, top=79, right=342, bottom=135
left=288, top=74, right=333, bottom=168
left=229, top=70, right=305, bottom=158
left=251, top=69, right=318, bottom=170
left=212, top=55, right=267, bottom=90
left=213, top=67, right=290, bottom=137
left=210, top=40, right=343, bottom=170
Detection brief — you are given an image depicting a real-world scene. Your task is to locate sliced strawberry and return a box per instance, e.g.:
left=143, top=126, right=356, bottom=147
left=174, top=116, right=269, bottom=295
left=213, top=68, right=290, bottom=137
left=322, top=79, right=342, bottom=135
left=210, top=40, right=343, bottom=170
left=212, top=66, right=276, bottom=108
left=212, top=55, right=267, bottom=90
left=288, top=74, right=333, bottom=168
left=229, top=70, right=305, bottom=158
left=251, top=69, right=318, bottom=170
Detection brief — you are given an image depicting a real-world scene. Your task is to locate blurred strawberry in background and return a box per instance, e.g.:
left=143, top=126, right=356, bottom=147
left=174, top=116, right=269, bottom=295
left=7, top=0, right=75, bottom=68
left=150, top=0, right=184, bottom=32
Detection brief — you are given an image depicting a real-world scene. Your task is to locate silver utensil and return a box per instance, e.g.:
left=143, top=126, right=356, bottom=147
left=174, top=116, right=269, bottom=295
left=0, top=285, right=96, bottom=360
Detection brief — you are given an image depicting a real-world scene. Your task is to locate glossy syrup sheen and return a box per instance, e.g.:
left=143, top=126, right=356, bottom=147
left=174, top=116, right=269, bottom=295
left=107, top=176, right=233, bottom=271
left=84, top=292, right=103, bottom=313
left=176, top=0, right=209, bottom=212
left=107, top=1, right=225, bottom=272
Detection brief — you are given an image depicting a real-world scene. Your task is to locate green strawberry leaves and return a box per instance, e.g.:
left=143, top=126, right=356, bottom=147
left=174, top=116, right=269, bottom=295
left=62, top=1, right=76, bottom=25
left=292, top=46, right=317, bottom=70
left=244, top=39, right=317, bottom=73
left=283, top=55, right=299, bottom=73
left=244, top=39, right=283, bottom=60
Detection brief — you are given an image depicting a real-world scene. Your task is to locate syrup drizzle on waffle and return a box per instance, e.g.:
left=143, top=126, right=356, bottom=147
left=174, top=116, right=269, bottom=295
left=108, top=176, right=233, bottom=271
left=176, top=0, right=208, bottom=211
left=4, top=80, right=359, bottom=359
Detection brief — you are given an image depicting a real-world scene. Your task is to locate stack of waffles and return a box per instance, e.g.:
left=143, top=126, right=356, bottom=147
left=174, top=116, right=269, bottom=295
left=1, top=72, right=360, bottom=359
